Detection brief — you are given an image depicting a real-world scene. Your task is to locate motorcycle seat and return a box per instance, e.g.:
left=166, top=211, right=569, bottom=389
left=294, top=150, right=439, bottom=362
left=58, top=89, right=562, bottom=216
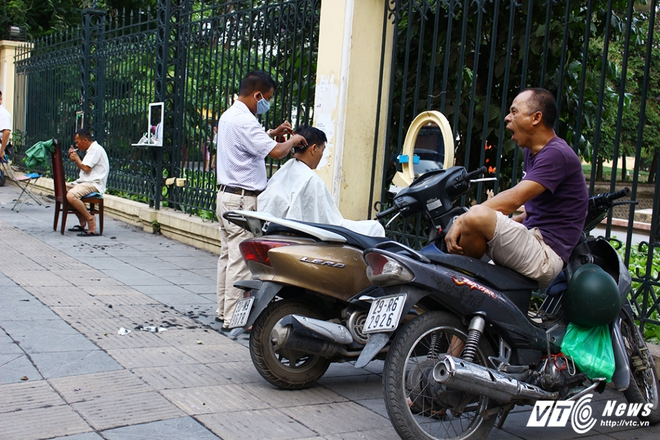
left=266, top=221, right=390, bottom=250
left=419, top=246, right=539, bottom=291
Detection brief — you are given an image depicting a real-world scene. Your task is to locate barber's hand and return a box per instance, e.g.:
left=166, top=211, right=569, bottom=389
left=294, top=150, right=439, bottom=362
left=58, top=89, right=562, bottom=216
left=444, top=218, right=464, bottom=255
left=271, top=121, right=294, bottom=138
left=290, top=134, right=307, bottom=147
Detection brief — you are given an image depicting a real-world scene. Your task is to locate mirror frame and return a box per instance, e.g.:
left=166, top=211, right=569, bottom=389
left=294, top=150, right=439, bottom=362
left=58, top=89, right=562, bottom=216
left=75, top=111, right=84, bottom=132
left=132, top=102, right=164, bottom=147
left=149, top=102, right=164, bottom=146
left=392, top=110, right=455, bottom=188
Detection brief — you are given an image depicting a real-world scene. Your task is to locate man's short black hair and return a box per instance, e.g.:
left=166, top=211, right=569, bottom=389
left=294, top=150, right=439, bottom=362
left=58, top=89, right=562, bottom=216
left=295, top=125, right=327, bottom=152
left=524, top=88, right=558, bottom=129
left=239, top=71, right=276, bottom=96
left=76, top=128, right=94, bottom=141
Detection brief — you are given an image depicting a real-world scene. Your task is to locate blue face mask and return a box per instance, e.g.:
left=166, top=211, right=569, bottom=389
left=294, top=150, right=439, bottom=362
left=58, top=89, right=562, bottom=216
left=255, top=93, right=271, bottom=115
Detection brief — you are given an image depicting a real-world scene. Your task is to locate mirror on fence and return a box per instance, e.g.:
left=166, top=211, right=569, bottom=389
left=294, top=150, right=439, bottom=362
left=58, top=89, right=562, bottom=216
left=75, top=111, right=84, bottom=132
left=391, top=110, right=455, bottom=189
left=150, top=102, right=164, bottom=146
left=132, top=102, right=164, bottom=147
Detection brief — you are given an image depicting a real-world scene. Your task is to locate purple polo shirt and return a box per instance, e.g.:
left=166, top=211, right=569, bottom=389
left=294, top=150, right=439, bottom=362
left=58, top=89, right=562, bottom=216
left=522, top=137, right=588, bottom=262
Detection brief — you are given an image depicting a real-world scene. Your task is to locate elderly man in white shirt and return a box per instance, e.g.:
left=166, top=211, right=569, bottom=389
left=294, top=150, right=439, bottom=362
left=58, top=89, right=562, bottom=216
left=0, top=90, right=11, bottom=160
left=66, top=129, right=110, bottom=236
left=215, top=70, right=306, bottom=329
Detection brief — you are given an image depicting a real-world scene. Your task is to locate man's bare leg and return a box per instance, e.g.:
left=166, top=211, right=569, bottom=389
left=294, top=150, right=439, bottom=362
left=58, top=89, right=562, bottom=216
left=67, top=196, right=96, bottom=234
left=455, top=205, right=498, bottom=258
left=72, top=212, right=87, bottom=229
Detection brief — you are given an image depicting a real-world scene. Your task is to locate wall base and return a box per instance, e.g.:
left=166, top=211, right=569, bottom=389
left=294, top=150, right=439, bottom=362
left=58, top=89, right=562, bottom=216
left=29, top=177, right=221, bottom=255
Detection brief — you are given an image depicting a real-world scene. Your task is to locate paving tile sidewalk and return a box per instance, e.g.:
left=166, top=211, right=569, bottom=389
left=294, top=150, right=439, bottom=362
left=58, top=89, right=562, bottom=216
left=1, top=186, right=659, bottom=440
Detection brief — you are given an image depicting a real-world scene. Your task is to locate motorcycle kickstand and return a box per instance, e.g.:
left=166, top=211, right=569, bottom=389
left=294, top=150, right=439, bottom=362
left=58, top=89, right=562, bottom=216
left=494, top=404, right=514, bottom=429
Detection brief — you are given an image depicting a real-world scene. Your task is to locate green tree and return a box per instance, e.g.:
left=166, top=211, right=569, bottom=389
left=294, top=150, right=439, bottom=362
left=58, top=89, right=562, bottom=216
left=386, top=0, right=651, bottom=191
left=1, top=0, right=157, bottom=39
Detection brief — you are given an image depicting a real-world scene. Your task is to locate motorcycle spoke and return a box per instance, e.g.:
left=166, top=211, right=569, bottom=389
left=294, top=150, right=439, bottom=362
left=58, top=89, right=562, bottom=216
left=402, top=327, right=485, bottom=439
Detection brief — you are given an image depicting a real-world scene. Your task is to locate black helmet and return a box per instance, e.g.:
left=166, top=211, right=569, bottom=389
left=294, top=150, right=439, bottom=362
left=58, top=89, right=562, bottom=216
left=563, top=263, right=621, bottom=327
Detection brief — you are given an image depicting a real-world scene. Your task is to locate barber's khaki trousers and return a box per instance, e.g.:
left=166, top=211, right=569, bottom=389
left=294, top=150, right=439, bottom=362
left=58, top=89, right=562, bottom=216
left=216, top=191, right=257, bottom=327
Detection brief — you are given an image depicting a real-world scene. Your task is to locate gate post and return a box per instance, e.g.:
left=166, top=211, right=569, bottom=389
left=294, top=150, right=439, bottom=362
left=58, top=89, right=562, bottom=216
left=81, top=7, right=106, bottom=145
left=154, top=0, right=190, bottom=209
left=314, top=0, right=394, bottom=220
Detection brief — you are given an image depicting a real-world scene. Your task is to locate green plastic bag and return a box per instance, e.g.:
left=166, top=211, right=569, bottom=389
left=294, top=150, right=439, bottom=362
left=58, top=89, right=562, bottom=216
left=561, top=322, right=615, bottom=382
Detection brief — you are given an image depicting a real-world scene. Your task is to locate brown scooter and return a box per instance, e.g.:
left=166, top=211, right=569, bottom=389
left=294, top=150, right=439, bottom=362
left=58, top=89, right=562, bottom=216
left=224, top=210, right=393, bottom=390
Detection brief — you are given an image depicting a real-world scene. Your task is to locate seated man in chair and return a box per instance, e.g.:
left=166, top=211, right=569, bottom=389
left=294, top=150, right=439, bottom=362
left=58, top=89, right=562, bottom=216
left=258, top=125, right=385, bottom=237
left=67, top=129, right=110, bottom=236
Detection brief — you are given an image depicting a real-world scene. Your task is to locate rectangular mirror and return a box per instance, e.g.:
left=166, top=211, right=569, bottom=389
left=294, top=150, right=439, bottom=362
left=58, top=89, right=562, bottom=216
left=75, top=111, right=84, bottom=131
left=149, top=102, right=164, bottom=146
left=132, top=102, right=164, bottom=147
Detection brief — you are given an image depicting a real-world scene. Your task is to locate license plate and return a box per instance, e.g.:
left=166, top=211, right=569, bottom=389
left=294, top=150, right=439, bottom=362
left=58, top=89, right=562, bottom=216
left=229, top=297, right=255, bottom=328
left=363, top=294, right=407, bottom=333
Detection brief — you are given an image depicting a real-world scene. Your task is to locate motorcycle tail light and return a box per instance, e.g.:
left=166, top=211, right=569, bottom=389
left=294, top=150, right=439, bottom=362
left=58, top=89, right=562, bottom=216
left=364, top=251, right=414, bottom=286
left=240, top=239, right=291, bottom=266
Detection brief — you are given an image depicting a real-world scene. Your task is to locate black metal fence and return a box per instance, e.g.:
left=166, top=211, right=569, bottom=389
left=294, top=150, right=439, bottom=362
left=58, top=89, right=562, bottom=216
left=13, top=0, right=320, bottom=217
left=375, top=0, right=660, bottom=331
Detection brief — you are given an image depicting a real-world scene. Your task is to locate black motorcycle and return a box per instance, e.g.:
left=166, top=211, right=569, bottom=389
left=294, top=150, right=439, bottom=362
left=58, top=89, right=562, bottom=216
left=354, top=166, right=660, bottom=439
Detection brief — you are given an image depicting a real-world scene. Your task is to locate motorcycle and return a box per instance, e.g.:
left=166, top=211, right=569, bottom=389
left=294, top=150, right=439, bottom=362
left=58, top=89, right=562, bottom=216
left=354, top=166, right=660, bottom=439
left=222, top=165, right=493, bottom=390
left=223, top=210, right=396, bottom=389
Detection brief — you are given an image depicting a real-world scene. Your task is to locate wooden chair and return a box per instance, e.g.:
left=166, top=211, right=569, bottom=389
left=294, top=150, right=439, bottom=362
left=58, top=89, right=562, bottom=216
left=51, top=139, right=104, bottom=235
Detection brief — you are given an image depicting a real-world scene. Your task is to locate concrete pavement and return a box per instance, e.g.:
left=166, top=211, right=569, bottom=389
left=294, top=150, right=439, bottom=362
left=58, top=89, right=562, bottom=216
left=1, top=182, right=659, bottom=440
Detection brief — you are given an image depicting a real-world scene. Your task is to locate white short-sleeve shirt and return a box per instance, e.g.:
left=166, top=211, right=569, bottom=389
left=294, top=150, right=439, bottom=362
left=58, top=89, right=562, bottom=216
left=216, top=100, right=276, bottom=192
left=0, top=106, right=11, bottom=132
left=74, top=141, right=110, bottom=194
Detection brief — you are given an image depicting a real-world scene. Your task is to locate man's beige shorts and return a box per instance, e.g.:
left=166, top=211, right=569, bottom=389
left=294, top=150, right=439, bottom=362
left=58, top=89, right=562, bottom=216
left=486, top=212, right=564, bottom=288
left=66, top=182, right=98, bottom=200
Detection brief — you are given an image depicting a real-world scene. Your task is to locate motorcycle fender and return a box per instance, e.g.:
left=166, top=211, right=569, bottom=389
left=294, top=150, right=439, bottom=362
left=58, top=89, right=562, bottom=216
left=234, top=279, right=262, bottom=291
left=355, top=333, right=391, bottom=369
left=229, top=282, right=283, bottom=338
left=611, top=316, right=631, bottom=391
left=353, top=288, right=428, bottom=369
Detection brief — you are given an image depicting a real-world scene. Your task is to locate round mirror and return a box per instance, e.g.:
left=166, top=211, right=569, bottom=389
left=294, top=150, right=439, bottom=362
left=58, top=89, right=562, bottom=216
left=392, top=111, right=455, bottom=188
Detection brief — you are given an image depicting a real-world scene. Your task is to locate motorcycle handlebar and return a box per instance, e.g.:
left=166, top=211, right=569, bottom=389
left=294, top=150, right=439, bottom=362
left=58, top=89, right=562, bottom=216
left=376, top=205, right=399, bottom=220
left=465, top=166, right=488, bottom=180
left=605, top=187, right=630, bottom=203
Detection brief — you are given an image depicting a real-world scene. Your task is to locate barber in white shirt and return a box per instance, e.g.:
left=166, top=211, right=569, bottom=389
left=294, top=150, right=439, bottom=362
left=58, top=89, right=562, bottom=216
left=215, top=70, right=305, bottom=328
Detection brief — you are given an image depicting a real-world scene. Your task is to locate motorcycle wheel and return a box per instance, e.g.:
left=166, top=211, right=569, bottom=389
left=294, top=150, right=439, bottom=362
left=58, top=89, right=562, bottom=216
left=383, top=310, right=497, bottom=440
left=250, top=298, right=331, bottom=390
left=621, top=314, right=660, bottom=424
left=0, top=170, right=5, bottom=187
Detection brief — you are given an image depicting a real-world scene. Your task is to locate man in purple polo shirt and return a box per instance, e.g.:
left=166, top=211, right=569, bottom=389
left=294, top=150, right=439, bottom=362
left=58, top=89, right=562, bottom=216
left=445, top=88, right=588, bottom=288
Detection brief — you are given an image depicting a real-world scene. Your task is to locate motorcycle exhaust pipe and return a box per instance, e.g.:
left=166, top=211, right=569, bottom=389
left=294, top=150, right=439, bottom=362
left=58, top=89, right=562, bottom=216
left=273, top=332, right=345, bottom=358
left=271, top=314, right=354, bottom=358
left=279, top=314, right=353, bottom=344
left=433, top=355, right=559, bottom=403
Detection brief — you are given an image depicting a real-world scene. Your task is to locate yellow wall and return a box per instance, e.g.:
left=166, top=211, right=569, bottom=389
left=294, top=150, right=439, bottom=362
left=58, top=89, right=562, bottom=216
left=314, top=0, right=392, bottom=220
left=0, top=40, right=21, bottom=124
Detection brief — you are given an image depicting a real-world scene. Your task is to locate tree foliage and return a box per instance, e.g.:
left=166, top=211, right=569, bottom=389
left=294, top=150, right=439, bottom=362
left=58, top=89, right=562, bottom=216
left=1, top=0, right=156, bottom=39
left=387, top=0, right=658, bottom=188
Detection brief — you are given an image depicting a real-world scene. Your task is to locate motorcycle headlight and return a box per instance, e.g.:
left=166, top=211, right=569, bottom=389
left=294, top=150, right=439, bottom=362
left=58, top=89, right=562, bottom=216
left=364, top=251, right=414, bottom=286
